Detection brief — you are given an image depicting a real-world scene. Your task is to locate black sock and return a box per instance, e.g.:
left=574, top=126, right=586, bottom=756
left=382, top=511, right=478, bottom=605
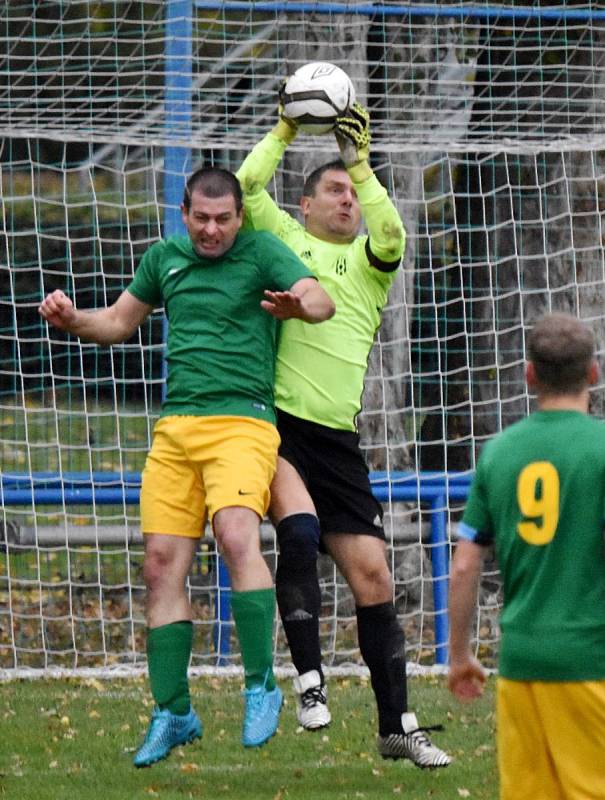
left=357, top=602, right=408, bottom=735
left=275, top=513, right=324, bottom=680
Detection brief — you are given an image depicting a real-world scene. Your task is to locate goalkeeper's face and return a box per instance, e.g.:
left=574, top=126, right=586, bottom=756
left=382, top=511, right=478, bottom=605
left=182, top=191, right=244, bottom=259
left=301, top=169, right=361, bottom=244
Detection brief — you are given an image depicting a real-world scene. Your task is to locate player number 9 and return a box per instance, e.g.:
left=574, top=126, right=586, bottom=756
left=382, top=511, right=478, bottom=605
left=516, top=461, right=560, bottom=545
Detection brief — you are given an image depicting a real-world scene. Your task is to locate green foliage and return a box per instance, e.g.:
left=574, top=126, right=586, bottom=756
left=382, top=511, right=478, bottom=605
left=0, top=675, right=497, bottom=800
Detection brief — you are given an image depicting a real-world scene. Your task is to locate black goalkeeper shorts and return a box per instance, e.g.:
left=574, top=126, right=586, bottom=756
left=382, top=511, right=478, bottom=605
left=276, top=408, right=385, bottom=540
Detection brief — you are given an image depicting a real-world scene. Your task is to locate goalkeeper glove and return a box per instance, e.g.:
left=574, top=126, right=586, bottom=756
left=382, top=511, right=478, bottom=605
left=271, top=80, right=298, bottom=145
left=334, top=102, right=371, bottom=167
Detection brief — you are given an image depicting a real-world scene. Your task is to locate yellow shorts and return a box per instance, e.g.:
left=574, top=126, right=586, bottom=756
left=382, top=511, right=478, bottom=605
left=497, top=677, right=605, bottom=800
left=140, top=415, right=280, bottom=537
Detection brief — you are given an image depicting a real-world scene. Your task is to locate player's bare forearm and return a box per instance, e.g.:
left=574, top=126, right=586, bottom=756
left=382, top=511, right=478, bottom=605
left=39, top=289, right=151, bottom=345
left=297, top=282, right=335, bottom=322
left=448, top=539, right=487, bottom=701
left=261, top=285, right=334, bottom=323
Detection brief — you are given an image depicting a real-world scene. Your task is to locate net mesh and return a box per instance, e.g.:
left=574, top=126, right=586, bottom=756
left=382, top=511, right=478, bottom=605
left=3, top=1, right=605, bottom=150
left=1, top=1, right=605, bottom=673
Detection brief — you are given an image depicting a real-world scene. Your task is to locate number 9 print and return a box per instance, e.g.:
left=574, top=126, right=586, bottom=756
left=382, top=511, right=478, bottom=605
left=516, top=461, right=560, bottom=545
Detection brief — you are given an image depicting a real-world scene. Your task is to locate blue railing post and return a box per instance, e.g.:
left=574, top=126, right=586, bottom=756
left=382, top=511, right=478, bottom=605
left=429, top=493, right=450, bottom=665
left=163, top=1, right=193, bottom=384
left=213, top=555, right=233, bottom=665
left=164, top=0, right=192, bottom=239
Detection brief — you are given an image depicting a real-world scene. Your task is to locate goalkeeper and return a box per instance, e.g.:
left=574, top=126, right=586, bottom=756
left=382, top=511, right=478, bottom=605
left=236, top=102, right=451, bottom=768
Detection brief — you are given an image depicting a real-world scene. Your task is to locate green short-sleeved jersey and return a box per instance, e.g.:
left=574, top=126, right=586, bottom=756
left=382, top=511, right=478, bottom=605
left=459, top=410, right=605, bottom=681
left=127, top=231, right=313, bottom=424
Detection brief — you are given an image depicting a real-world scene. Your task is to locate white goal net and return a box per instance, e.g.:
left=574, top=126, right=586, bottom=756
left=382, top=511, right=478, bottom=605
left=2, top=0, right=605, bottom=675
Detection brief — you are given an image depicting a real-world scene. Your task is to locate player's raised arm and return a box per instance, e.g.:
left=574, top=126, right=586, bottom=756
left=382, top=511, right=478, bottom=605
left=235, top=88, right=299, bottom=235
left=38, top=288, right=153, bottom=346
left=334, top=103, right=405, bottom=269
left=261, top=277, right=335, bottom=323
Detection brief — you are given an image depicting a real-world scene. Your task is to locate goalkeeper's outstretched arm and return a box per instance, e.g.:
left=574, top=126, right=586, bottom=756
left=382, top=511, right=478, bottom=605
left=334, top=103, right=405, bottom=268
left=235, top=96, right=299, bottom=235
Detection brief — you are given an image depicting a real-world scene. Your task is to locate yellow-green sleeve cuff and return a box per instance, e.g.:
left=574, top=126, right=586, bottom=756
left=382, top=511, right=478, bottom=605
left=346, top=160, right=373, bottom=183
left=271, top=118, right=298, bottom=145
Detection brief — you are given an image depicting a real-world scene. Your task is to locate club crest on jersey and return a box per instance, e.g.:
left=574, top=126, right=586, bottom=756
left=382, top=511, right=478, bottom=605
left=334, top=256, right=347, bottom=275
left=300, top=249, right=312, bottom=261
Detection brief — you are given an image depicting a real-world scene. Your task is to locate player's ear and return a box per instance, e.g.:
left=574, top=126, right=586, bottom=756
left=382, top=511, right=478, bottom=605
left=588, top=360, right=599, bottom=386
left=526, top=361, right=536, bottom=388
left=300, top=195, right=310, bottom=217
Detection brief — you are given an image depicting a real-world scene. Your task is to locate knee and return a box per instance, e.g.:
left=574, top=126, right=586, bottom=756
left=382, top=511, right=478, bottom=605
left=213, top=507, right=262, bottom=571
left=366, top=561, right=393, bottom=590
left=352, top=561, right=393, bottom=604
left=216, top=528, right=255, bottom=571
left=143, top=545, right=173, bottom=591
left=276, top=513, right=320, bottom=573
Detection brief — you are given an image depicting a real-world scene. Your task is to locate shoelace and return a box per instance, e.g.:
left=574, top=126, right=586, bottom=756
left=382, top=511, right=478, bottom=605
left=301, top=686, right=327, bottom=708
left=406, top=723, right=444, bottom=744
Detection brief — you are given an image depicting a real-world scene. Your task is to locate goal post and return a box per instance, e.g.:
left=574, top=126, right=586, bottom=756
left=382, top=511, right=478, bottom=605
left=1, top=0, right=604, bottom=676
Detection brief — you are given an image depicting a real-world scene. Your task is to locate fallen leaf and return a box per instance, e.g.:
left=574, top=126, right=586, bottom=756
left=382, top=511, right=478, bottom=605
left=180, top=763, right=200, bottom=773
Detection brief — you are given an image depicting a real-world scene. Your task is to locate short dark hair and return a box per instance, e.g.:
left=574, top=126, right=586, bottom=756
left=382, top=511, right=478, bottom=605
left=183, top=167, right=243, bottom=213
left=302, top=159, right=347, bottom=197
left=528, top=312, right=595, bottom=394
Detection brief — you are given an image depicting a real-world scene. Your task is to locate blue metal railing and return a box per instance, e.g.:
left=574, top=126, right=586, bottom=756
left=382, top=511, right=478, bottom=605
left=194, top=1, right=605, bottom=21
left=0, top=469, right=471, bottom=665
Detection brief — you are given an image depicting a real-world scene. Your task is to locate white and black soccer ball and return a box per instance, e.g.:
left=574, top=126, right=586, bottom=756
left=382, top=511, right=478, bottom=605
left=281, top=62, right=356, bottom=135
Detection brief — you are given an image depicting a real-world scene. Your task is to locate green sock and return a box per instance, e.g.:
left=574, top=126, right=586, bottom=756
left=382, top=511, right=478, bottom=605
left=230, top=588, right=276, bottom=691
left=147, top=621, right=193, bottom=715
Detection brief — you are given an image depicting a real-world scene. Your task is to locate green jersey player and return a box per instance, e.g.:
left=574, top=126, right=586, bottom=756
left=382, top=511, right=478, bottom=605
left=237, top=102, right=451, bottom=768
left=449, top=312, right=605, bottom=800
left=39, top=167, right=334, bottom=766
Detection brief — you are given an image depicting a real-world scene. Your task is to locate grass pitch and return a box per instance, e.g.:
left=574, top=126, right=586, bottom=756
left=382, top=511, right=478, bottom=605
left=0, top=673, right=497, bottom=800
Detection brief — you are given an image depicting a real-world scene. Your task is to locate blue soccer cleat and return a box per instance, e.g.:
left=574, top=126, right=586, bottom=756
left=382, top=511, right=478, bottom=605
left=133, top=706, right=202, bottom=767
left=241, top=685, right=283, bottom=747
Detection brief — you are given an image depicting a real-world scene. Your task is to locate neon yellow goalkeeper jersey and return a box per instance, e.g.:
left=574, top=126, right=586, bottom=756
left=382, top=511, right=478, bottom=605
left=237, top=134, right=405, bottom=431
